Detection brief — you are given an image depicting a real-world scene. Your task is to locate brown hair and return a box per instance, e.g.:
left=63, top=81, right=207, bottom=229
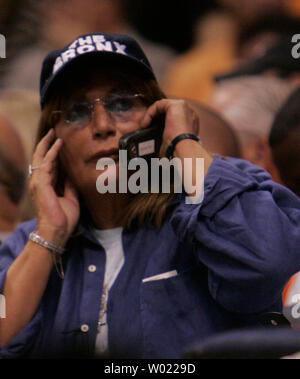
left=37, top=59, right=176, bottom=229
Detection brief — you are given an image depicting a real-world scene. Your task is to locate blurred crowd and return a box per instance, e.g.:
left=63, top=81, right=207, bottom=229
left=0, top=0, right=299, bottom=339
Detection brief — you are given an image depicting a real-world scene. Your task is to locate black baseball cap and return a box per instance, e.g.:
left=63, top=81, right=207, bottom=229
left=39, top=33, right=156, bottom=109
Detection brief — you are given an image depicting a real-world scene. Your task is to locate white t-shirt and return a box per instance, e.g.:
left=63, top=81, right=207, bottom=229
left=90, top=227, right=124, bottom=355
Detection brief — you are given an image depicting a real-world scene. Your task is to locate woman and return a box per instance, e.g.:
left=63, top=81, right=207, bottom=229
left=0, top=33, right=300, bottom=359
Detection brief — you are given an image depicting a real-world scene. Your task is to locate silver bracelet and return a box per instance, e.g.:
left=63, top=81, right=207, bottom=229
left=29, top=232, right=65, bottom=255
left=29, top=231, right=65, bottom=279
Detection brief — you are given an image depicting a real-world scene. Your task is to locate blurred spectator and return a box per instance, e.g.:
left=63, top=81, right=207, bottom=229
left=0, top=90, right=40, bottom=163
left=163, top=2, right=300, bottom=104
left=0, top=115, right=26, bottom=241
left=188, top=101, right=241, bottom=157
left=269, top=87, right=300, bottom=197
left=235, top=13, right=300, bottom=62
left=210, top=75, right=297, bottom=181
left=0, top=0, right=42, bottom=82
left=3, top=0, right=176, bottom=92
left=215, top=35, right=300, bottom=84
left=0, top=90, right=40, bottom=221
left=163, top=11, right=237, bottom=104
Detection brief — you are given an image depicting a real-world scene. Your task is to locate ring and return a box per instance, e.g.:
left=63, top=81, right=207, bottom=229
left=28, top=164, right=41, bottom=178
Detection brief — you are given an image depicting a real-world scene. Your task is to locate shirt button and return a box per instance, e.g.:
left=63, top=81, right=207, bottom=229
left=88, top=265, right=97, bottom=272
left=80, top=324, right=89, bottom=333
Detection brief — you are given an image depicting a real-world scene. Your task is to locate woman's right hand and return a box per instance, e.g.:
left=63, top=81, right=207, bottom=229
left=29, top=128, right=80, bottom=246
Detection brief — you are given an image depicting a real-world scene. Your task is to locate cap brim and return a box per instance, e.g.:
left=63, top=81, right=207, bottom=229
left=40, top=50, right=156, bottom=108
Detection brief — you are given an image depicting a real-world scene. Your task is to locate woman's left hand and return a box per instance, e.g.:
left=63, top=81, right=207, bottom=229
left=141, top=99, right=201, bottom=153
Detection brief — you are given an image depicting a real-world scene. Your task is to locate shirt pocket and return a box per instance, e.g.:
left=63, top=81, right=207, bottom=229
left=140, top=267, right=206, bottom=315
left=142, top=270, right=178, bottom=283
left=139, top=267, right=209, bottom=358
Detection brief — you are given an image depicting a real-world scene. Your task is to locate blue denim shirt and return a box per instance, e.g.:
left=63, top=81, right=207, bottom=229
left=1, top=156, right=300, bottom=359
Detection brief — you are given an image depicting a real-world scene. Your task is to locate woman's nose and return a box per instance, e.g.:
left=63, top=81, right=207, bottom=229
left=90, top=103, right=116, bottom=139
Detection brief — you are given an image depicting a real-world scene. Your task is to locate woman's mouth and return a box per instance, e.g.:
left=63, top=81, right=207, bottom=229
left=87, top=148, right=119, bottom=163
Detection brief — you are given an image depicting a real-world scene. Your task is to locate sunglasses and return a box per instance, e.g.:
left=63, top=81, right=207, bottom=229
left=52, top=93, right=146, bottom=127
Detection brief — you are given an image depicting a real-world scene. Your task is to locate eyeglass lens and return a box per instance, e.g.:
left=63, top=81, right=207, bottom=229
left=63, top=94, right=144, bottom=126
